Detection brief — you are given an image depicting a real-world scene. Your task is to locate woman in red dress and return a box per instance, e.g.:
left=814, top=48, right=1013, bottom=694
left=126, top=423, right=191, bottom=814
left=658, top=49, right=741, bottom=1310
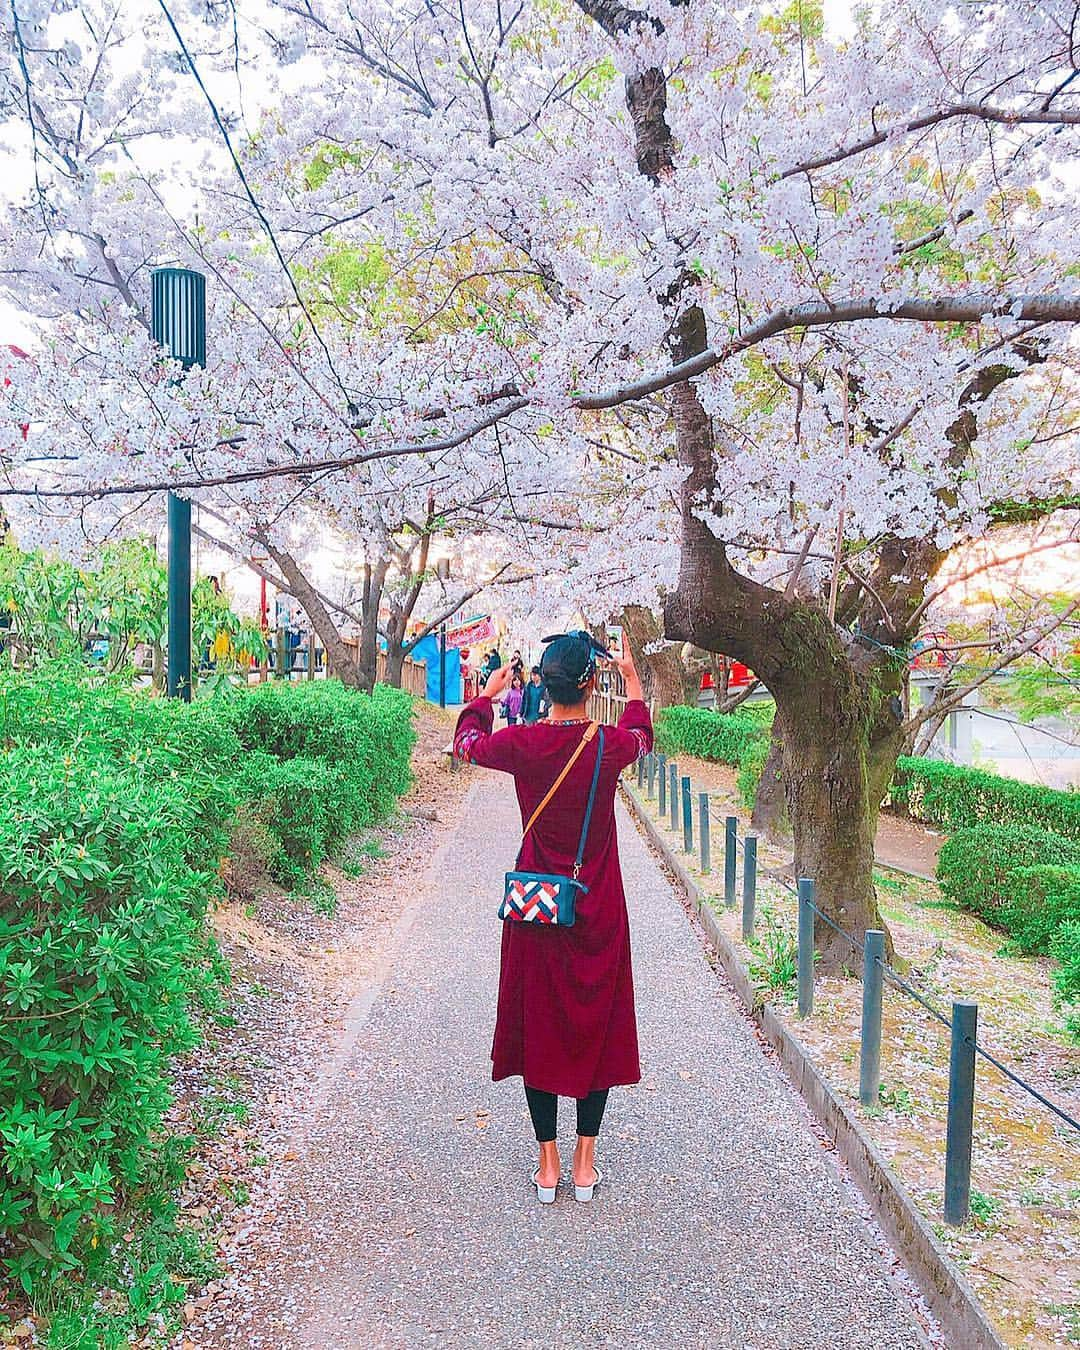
left=453, top=633, right=653, bottom=1203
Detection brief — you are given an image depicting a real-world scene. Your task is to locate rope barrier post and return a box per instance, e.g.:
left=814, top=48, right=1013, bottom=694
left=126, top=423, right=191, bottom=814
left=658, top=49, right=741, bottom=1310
left=658, top=755, right=667, bottom=815
left=681, top=776, right=693, bottom=853
left=699, top=792, right=711, bottom=873
left=669, top=763, right=679, bottom=831
left=647, top=753, right=657, bottom=799
left=797, top=878, right=815, bottom=1017
left=724, top=816, right=738, bottom=906
left=944, top=1001, right=978, bottom=1226
left=859, top=931, right=885, bottom=1107
left=742, top=835, right=757, bottom=939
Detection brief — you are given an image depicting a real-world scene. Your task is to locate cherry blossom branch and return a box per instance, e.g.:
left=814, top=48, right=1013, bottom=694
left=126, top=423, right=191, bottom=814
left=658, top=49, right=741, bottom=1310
left=780, top=103, right=1080, bottom=180
left=574, top=292, right=1080, bottom=409
left=904, top=600, right=1080, bottom=738
left=4, top=292, right=1078, bottom=500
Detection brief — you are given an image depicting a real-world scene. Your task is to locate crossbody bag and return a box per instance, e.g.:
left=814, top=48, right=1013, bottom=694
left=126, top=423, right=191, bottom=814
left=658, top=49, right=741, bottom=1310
left=499, top=721, right=606, bottom=927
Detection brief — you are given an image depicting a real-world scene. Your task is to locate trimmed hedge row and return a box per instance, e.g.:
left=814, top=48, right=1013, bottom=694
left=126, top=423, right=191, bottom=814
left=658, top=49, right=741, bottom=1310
left=655, top=704, right=773, bottom=807
left=0, top=667, right=414, bottom=1295
left=936, top=825, right=1080, bottom=1032
left=893, top=755, right=1080, bottom=840
left=235, top=680, right=414, bottom=885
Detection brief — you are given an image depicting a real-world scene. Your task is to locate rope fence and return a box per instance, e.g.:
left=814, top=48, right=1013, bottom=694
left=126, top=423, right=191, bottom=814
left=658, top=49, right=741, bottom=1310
left=633, top=748, right=1079, bottom=1227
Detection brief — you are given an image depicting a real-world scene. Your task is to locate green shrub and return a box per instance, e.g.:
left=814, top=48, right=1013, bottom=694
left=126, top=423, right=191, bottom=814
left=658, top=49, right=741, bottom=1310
left=1050, top=921, right=1080, bottom=1037
left=0, top=744, right=218, bottom=1295
left=936, top=824, right=1080, bottom=933
left=893, top=756, right=1080, bottom=840
left=1002, top=866, right=1080, bottom=954
left=229, top=681, right=415, bottom=885
left=656, top=704, right=770, bottom=769
left=0, top=667, right=415, bottom=1302
left=736, top=735, right=770, bottom=809
left=0, top=661, right=242, bottom=862
left=229, top=679, right=414, bottom=826
left=245, top=755, right=346, bottom=885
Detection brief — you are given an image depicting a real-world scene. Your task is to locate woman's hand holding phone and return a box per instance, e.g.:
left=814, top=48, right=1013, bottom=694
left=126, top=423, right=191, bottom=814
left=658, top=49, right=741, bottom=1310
left=607, top=647, right=643, bottom=704
left=482, top=664, right=514, bottom=700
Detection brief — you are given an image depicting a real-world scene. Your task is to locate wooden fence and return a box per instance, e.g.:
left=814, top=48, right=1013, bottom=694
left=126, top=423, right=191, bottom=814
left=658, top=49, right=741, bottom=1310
left=588, top=668, right=629, bottom=725
left=376, top=650, right=428, bottom=698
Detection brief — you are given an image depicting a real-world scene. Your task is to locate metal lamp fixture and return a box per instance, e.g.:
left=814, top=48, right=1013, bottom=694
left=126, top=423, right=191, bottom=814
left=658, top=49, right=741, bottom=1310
left=150, top=267, right=206, bottom=701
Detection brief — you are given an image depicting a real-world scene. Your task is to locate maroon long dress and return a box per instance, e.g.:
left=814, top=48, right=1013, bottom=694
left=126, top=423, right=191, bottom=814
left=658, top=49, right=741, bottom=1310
left=453, top=697, right=654, bottom=1098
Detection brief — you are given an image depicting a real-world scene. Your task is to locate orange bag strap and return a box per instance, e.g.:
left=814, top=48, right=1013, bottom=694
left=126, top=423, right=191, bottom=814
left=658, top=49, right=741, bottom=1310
left=521, top=721, right=599, bottom=840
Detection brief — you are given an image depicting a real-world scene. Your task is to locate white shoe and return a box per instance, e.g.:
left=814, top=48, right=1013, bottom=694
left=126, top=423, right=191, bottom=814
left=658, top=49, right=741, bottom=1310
left=574, top=1166, right=602, bottom=1202
left=532, top=1168, right=558, bottom=1204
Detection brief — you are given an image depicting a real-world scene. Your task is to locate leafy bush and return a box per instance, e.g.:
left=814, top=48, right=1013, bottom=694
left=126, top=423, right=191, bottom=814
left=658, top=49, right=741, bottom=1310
left=936, top=824, right=1080, bottom=934
left=1002, top=866, right=1080, bottom=954
left=0, top=662, right=242, bottom=862
left=0, top=744, right=220, bottom=1295
left=1050, top=921, right=1080, bottom=1036
left=893, top=756, right=1080, bottom=840
left=657, top=704, right=769, bottom=767
left=657, top=704, right=774, bottom=809
left=228, top=681, right=415, bottom=884
left=736, top=735, right=770, bottom=810
left=0, top=666, right=415, bottom=1301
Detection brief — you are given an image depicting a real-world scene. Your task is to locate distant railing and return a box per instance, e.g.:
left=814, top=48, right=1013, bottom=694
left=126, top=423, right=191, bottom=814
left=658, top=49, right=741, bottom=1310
left=588, top=667, right=628, bottom=725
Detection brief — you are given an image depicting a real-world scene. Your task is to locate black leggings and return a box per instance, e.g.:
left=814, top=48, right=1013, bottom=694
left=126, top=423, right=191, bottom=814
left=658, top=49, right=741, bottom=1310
left=524, top=1085, right=609, bottom=1142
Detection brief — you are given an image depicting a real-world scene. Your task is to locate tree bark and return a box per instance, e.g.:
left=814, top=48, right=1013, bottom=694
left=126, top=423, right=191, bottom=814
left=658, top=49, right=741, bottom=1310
left=619, top=604, right=696, bottom=709
left=774, top=671, right=892, bottom=969
left=750, top=725, right=789, bottom=840
left=355, top=560, right=387, bottom=693
left=384, top=640, right=406, bottom=689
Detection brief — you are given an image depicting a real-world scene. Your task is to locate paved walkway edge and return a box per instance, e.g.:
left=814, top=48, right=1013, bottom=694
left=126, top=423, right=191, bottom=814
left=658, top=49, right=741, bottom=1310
left=620, top=781, right=1005, bottom=1350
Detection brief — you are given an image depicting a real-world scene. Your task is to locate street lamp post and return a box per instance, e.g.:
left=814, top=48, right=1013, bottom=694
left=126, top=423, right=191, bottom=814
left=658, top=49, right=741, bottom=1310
left=151, top=267, right=206, bottom=701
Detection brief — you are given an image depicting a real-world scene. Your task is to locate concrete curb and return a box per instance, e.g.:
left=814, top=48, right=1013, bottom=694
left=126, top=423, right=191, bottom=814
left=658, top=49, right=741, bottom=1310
left=620, top=781, right=1005, bottom=1350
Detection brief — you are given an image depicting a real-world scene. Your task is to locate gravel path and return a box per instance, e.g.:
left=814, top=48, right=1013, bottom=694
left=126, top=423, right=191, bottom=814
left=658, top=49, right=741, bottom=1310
left=204, top=770, right=929, bottom=1350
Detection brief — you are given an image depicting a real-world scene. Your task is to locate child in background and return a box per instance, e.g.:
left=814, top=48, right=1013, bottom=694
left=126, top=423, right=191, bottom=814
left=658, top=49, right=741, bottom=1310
left=503, top=672, right=525, bottom=725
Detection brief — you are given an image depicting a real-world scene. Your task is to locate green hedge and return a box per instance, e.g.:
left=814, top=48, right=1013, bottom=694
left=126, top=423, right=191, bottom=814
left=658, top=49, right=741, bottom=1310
left=1051, top=922, right=1080, bottom=1035
left=234, top=680, right=414, bottom=830
left=893, top=756, right=1080, bottom=840
left=936, top=823, right=1080, bottom=941
left=232, top=681, right=414, bottom=885
left=1004, top=866, right=1080, bottom=954
left=0, top=668, right=414, bottom=1299
left=655, top=704, right=773, bottom=808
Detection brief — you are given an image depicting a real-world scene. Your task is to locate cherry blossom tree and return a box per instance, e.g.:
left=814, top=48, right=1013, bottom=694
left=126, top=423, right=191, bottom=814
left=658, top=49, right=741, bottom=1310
left=2, top=0, right=1079, bottom=959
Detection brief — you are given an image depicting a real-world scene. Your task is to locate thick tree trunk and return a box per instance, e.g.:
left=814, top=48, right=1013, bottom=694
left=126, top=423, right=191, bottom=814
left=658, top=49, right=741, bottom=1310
left=775, top=686, right=891, bottom=970
left=750, top=726, right=789, bottom=840
left=620, top=604, right=696, bottom=709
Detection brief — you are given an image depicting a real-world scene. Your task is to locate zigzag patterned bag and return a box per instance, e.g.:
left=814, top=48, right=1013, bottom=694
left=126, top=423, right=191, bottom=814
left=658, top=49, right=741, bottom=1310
left=500, top=722, right=605, bottom=928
